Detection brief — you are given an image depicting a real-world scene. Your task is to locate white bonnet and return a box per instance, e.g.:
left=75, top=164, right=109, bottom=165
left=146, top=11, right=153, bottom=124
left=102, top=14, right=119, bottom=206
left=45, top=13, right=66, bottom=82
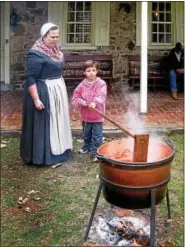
left=40, top=23, right=59, bottom=37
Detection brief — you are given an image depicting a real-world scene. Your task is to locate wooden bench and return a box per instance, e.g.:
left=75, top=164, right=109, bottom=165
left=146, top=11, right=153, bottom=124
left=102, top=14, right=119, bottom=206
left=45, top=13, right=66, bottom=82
left=63, top=55, right=113, bottom=90
left=128, top=55, right=168, bottom=90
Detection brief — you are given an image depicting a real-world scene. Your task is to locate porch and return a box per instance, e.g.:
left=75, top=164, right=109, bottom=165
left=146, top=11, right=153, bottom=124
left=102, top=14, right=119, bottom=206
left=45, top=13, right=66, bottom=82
left=1, top=85, right=184, bottom=133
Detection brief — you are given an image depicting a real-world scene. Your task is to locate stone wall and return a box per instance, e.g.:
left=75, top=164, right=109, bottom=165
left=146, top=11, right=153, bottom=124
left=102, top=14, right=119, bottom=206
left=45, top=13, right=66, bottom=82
left=10, top=2, right=169, bottom=90
left=10, top=1, right=48, bottom=90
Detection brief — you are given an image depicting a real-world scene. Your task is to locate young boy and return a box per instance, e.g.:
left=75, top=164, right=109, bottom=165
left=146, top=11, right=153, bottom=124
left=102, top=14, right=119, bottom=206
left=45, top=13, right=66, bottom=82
left=72, top=60, right=107, bottom=162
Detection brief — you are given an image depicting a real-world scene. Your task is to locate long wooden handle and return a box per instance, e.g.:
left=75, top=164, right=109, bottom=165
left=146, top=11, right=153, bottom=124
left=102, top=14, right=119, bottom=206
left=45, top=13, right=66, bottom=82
left=92, top=108, right=136, bottom=138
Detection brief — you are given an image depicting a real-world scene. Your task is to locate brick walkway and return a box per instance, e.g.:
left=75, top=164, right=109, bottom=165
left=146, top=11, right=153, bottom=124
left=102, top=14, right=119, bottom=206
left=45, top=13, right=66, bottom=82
left=1, top=86, right=184, bottom=132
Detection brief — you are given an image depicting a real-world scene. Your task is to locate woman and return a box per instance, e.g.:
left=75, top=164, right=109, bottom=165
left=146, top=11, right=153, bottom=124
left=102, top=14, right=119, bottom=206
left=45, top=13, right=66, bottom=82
left=20, top=23, right=73, bottom=166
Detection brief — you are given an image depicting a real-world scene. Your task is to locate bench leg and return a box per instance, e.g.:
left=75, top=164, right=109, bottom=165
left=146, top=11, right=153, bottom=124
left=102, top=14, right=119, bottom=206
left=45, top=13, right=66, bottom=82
left=153, top=79, right=156, bottom=92
left=107, top=79, right=112, bottom=92
left=130, top=79, right=135, bottom=89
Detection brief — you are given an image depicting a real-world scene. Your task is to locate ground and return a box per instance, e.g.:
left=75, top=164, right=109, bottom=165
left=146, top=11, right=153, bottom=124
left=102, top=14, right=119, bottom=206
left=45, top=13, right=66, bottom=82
left=1, top=132, right=184, bottom=247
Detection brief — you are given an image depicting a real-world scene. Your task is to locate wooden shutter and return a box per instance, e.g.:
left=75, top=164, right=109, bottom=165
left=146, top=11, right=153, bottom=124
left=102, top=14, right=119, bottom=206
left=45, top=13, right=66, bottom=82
left=136, top=2, right=141, bottom=46
left=175, top=2, right=184, bottom=45
left=94, top=2, right=110, bottom=46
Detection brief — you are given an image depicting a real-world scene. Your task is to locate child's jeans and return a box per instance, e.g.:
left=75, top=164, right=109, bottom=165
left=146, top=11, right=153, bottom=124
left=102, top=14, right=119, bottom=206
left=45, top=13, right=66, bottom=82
left=82, top=122, right=103, bottom=157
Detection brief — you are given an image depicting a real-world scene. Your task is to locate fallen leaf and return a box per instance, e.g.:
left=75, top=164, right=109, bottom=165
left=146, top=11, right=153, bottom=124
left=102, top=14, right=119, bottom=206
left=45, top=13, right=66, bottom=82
left=2, top=140, right=8, bottom=144
left=27, top=190, right=39, bottom=195
left=24, top=207, right=31, bottom=212
left=1, top=143, right=7, bottom=148
left=34, top=197, right=40, bottom=201
left=115, top=209, right=133, bottom=217
left=158, top=240, right=166, bottom=247
left=132, top=238, right=142, bottom=247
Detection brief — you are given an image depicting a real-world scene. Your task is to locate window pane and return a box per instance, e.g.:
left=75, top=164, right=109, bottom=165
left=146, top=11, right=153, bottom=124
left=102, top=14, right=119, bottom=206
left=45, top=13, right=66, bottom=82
left=84, top=12, right=91, bottom=21
left=166, top=34, right=171, bottom=42
left=67, top=24, right=75, bottom=33
left=68, top=12, right=75, bottom=22
left=159, top=24, right=164, bottom=32
left=166, top=24, right=171, bottom=32
left=152, top=34, right=157, bottom=42
left=152, top=2, right=158, bottom=11
left=166, top=2, right=171, bottom=11
left=166, top=13, right=171, bottom=22
left=159, top=2, right=164, bottom=11
left=76, top=34, right=83, bottom=43
left=152, top=24, right=157, bottom=32
left=67, top=34, right=74, bottom=43
left=76, top=24, right=83, bottom=32
left=152, top=12, right=159, bottom=21
left=84, top=33, right=91, bottom=43
left=85, top=2, right=91, bottom=11
left=159, top=34, right=165, bottom=43
left=76, top=12, right=84, bottom=22
left=68, top=2, right=75, bottom=11
left=66, top=2, right=92, bottom=44
left=76, top=2, right=83, bottom=11
left=159, top=13, right=164, bottom=22
left=84, top=24, right=91, bottom=32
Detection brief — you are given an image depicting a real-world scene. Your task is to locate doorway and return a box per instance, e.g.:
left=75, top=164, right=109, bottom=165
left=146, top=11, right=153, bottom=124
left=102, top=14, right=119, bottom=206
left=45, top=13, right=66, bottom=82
left=0, top=2, right=10, bottom=87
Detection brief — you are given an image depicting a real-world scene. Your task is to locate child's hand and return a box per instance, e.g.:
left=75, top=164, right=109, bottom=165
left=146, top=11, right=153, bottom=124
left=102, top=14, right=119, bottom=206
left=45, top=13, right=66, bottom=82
left=89, top=102, right=96, bottom=109
left=81, top=99, right=88, bottom=107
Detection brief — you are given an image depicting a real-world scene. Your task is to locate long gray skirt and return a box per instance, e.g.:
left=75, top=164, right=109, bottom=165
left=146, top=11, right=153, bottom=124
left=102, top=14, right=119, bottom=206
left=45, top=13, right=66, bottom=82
left=20, top=77, right=73, bottom=165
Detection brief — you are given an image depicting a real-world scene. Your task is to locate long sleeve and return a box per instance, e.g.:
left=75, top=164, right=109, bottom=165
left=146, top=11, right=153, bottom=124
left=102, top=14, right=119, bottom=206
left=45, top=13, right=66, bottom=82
left=72, top=84, right=87, bottom=109
left=92, top=80, right=107, bottom=108
left=25, top=51, right=44, bottom=87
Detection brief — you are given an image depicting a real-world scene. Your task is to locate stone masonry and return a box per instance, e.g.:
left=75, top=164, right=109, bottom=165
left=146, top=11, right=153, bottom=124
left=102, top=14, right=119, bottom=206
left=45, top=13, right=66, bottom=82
left=10, top=2, right=171, bottom=90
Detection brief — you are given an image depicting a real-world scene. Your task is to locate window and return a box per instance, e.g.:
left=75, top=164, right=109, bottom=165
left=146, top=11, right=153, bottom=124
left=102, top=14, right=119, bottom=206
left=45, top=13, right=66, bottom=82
left=48, top=2, right=110, bottom=49
left=136, top=2, right=184, bottom=48
left=66, top=2, right=92, bottom=44
left=151, top=2, right=172, bottom=43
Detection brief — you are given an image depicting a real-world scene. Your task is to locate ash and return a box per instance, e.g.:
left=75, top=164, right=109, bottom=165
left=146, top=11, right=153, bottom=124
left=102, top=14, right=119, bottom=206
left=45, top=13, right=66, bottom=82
left=88, top=211, right=150, bottom=246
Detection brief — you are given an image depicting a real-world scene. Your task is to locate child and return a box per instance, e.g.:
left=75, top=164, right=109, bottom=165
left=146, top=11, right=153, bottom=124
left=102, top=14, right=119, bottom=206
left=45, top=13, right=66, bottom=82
left=72, top=60, right=107, bottom=162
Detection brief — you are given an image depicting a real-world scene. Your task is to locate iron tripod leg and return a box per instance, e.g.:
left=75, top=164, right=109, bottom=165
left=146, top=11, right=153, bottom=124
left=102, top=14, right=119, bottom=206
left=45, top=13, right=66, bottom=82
left=84, top=181, right=103, bottom=241
left=150, top=189, right=156, bottom=247
left=166, top=187, right=171, bottom=219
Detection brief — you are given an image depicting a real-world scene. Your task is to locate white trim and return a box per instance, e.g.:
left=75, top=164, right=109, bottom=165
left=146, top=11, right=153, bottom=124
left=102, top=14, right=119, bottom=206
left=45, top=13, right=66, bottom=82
left=0, top=2, right=5, bottom=82
left=4, top=2, right=10, bottom=84
left=140, top=2, right=148, bottom=114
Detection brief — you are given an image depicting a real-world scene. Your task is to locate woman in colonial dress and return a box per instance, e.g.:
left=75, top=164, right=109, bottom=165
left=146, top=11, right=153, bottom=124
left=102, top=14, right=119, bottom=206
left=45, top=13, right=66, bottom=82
left=20, top=23, right=73, bottom=166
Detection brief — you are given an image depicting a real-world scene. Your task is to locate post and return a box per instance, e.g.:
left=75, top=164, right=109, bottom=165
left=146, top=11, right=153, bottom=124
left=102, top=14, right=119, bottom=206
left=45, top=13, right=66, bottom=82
left=140, top=1, right=148, bottom=114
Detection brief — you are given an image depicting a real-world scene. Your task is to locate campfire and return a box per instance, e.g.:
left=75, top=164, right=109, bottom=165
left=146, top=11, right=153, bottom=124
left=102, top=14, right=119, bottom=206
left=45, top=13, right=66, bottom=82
left=86, top=210, right=150, bottom=246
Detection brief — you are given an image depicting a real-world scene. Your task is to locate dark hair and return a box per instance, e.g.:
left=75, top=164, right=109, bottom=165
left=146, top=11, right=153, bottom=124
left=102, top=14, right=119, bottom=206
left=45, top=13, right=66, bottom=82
left=175, top=42, right=183, bottom=52
left=82, top=60, right=100, bottom=72
left=43, top=26, right=59, bottom=38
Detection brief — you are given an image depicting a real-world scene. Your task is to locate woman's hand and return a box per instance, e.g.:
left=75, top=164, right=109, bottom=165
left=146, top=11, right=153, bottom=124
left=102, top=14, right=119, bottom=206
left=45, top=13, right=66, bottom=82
left=34, top=99, right=45, bottom=110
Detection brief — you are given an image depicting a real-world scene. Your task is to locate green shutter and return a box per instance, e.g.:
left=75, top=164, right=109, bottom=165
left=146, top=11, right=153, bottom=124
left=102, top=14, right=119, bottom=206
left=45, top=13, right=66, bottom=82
left=94, top=2, right=110, bottom=46
left=136, top=2, right=141, bottom=46
left=175, top=2, right=184, bottom=45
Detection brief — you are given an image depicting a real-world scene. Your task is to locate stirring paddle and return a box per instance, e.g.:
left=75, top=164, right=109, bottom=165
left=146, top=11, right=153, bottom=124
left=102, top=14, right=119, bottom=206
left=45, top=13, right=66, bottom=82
left=92, top=107, right=149, bottom=162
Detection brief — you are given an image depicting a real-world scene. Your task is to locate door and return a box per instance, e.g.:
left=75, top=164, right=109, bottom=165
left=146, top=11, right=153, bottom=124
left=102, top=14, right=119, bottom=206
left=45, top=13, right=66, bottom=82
left=0, top=2, right=10, bottom=85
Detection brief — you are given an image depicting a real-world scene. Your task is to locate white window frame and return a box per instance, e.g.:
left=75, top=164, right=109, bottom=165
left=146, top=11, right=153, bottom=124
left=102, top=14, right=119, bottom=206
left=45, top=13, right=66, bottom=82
left=48, top=1, right=110, bottom=50
left=62, top=2, right=96, bottom=49
left=148, top=2, right=175, bottom=48
left=136, top=2, right=183, bottom=49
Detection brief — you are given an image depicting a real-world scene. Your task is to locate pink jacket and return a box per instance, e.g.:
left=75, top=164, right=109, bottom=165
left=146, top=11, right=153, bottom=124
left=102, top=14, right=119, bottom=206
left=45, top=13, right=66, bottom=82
left=72, top=77, right=107, bottom=122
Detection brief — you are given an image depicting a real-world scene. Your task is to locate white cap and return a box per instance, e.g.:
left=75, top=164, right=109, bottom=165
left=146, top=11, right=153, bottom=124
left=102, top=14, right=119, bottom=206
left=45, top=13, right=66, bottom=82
left=40, top=23, right=59, bottom=37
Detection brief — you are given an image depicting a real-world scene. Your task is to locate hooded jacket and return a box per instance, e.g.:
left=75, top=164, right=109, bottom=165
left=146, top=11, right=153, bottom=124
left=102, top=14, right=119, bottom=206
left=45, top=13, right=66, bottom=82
left=72, top=77, right=107, bottom=122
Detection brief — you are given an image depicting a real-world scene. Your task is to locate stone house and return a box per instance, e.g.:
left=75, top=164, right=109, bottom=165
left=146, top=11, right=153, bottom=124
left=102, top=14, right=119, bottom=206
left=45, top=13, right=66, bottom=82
left=0, top=1, right=184, bottom=90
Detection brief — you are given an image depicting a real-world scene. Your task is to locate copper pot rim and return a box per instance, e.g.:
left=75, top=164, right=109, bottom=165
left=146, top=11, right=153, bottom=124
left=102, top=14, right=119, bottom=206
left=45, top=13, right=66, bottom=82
left=97, top=150, right=175, bottom=168
left=97, top=139, right=175, bottom=167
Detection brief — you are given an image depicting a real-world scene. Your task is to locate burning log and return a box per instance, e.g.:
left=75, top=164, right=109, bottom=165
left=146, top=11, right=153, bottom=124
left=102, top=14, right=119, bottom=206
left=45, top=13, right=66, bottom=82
left=111, top=221, right=150, bottom=246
